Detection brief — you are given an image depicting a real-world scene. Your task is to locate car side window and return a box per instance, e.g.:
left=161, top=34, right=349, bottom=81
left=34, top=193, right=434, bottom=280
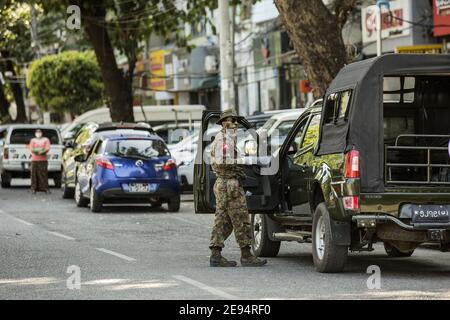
left=291, top=117, right=308, bottom=153
left=324, top=93, right=339, bottom=124
left=300, top=115, right=321, bottom=150
left=324, top=89, right=352, bottom=124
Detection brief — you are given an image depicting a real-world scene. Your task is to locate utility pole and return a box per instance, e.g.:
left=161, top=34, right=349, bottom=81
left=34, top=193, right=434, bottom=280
left=218, top=0, right=235, bottom=112
left=370, top=0, right=390, bottom=57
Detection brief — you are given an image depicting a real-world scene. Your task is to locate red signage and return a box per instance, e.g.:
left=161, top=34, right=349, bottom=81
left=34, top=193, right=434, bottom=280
left=433, top=0, right=450, bottom=37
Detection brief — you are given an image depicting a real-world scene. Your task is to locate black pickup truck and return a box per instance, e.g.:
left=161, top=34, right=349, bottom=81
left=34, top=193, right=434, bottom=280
left=194, top=54, right=450, bottom=273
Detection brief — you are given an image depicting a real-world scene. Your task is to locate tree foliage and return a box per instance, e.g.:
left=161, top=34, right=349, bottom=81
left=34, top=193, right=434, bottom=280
left=27, top=50, right=104, bottom=116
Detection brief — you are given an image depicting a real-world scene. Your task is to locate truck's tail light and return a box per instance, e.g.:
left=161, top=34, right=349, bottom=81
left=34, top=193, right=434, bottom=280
left=344, top=150, right=360, bottom=178
left=163, top=159, right=176, bottom=171
left=96, top=156, right=114, bottom=170
left=343, top=196, right=359, bottom=210
left=3, top=147, right=8, bottom=160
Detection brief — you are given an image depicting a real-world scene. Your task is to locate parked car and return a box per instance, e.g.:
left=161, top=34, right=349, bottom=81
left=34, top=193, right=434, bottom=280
left=195, top=54, right=450, bottom=273
left=62, top=122, right=154, bottom=199
left=246, top=109, right=290, bottom=129
left=74, top=133, right=180, bottom=212
left=0, top=125, right=63, bottom=188
left=170, top=127, right=220, bottom=190
left=61, top=105, right=206, bottom=142
left=154, top=122, right=200, bottom=146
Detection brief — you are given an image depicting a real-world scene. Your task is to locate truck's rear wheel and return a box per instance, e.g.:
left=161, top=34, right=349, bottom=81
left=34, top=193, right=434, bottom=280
left=312, top=203, right=348, bottom=273
left=384, top=242, right=414, bottom=257
left=251, top=214, right=281, bottom=257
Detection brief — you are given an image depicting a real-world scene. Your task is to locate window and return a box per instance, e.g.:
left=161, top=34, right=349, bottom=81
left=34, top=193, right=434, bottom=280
left=324, top=93, right=338, bottom=124
left=383, top=76, right=415, bottom=103
left=291, top=118, right=308, bottom=153
left=337, top=90, right=351, bottom=121
left=324, top=90, right=352, bottom=124
left=105, top=139, right=170, bottom=158
left=276, top=120, right=296, bottom=144
left=10, top=129, right=60, bottom=144
left=301, top=115, right=321, bottom=149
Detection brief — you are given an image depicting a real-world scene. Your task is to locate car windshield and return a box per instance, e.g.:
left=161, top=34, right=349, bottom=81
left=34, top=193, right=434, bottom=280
left=10, top=128, right=60, bottom=144
left=105, top=139, right=169, bottom=159
left=260, top=118, right=277, bottom=131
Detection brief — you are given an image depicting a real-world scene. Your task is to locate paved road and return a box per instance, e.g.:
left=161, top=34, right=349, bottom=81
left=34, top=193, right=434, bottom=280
left=1, top=180, right=450, bottom=300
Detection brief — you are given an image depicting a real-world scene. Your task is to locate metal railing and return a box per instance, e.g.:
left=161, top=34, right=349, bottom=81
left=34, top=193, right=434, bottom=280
left=385, top=134, right=450, bottom=185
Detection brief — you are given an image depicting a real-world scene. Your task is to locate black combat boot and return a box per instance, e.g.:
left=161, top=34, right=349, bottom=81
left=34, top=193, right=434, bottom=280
left=210, top=247, right=237, bottom=267
left=240, top=246, right=267, bottom=267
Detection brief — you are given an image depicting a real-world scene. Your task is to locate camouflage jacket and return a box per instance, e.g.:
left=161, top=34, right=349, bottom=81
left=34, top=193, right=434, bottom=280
left=210, top=129, right=246, bottom=180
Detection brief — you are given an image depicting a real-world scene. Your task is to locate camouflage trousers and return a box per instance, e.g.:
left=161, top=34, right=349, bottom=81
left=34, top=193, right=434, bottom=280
left=31, top=161, right=49, bottom=192
left=210, top=177, right=252, bottom=249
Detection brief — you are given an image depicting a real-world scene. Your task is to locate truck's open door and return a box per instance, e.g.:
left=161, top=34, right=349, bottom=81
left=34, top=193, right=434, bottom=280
left=194, top=111, right=279, bottom=213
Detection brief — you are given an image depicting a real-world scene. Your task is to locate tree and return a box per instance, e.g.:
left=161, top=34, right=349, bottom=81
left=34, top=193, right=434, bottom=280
left=27, top=51, right=104, bottom=117
left=0, top=0, right=32, bottom=122
left=55, top=0, right=217, bottom=122
left=274, top=0, right=357, bottom=98
left=0, top=79, right=11, bottom=122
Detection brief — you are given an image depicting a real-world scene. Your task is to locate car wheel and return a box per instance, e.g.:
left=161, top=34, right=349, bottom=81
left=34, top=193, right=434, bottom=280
left=62, top=177, right=75, bottom=199
left=251, top=213, right=280, bottom=257
left=90, top=186, right=102, bottom=213
left=74, top=180, right=89, bottom=208
left=53, top=172, right=62, bottom=189
left=384, top=242, right=414, bottom=257
left=312, top=203, right=348, bottom=273
left=167, top=195, right=181, bottom=212
left=1, top=172, right=11, bottom=188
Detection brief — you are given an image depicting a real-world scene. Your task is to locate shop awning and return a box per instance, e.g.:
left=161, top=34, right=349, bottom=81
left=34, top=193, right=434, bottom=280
left=198, top=76, right=219, bottom=90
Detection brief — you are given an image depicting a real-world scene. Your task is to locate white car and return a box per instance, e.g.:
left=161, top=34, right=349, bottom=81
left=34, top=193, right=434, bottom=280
left=0, top=125, right=63, bottom=188
left=170, top=127, right=220, bottom=190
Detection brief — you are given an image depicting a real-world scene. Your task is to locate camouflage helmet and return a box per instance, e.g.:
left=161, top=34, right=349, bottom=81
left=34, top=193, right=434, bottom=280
left=216, top=109, right=244, bottom=125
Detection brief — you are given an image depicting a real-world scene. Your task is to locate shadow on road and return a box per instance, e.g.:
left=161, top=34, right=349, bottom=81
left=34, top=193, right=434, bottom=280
left=95, top=205, right=175, bottom=215
left=273, top=249, right=450, bottom=276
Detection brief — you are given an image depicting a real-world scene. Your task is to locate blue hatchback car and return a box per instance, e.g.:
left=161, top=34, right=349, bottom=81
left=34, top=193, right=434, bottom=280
left=74, top=134, right=181, bottom=212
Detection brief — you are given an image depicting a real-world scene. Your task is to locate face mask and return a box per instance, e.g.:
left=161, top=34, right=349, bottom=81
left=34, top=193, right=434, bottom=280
left=35, top=133, right=42, bottom=138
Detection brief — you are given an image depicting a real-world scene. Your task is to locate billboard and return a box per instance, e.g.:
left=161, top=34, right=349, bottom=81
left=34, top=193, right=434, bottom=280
left=362, top=0, right=411, bottom=43
left=433, top=0, right=450, bottom=37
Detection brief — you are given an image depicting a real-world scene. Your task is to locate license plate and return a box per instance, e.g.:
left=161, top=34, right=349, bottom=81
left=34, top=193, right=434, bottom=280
left=411, top=205, right=450, bottom=224
left=128, top=183, right=157, bottom=193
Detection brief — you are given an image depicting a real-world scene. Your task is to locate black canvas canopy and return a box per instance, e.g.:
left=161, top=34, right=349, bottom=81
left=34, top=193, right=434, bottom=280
left=315, top=54, right=450, bottom=193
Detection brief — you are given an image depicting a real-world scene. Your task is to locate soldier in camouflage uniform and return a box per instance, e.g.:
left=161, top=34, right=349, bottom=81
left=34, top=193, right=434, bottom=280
left=209, top=109, right=267, bottom=267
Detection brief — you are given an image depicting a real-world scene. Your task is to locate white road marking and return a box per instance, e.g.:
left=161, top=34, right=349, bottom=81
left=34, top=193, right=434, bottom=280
left=0, top=209, right=34, bottom=226
left=47, top=231, right=75, bottom=241
left=13, top=217, right=34, bottom=226
left=173, top=275, right=238, bottom=299
left=96, top=248, right=137, bottom=262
